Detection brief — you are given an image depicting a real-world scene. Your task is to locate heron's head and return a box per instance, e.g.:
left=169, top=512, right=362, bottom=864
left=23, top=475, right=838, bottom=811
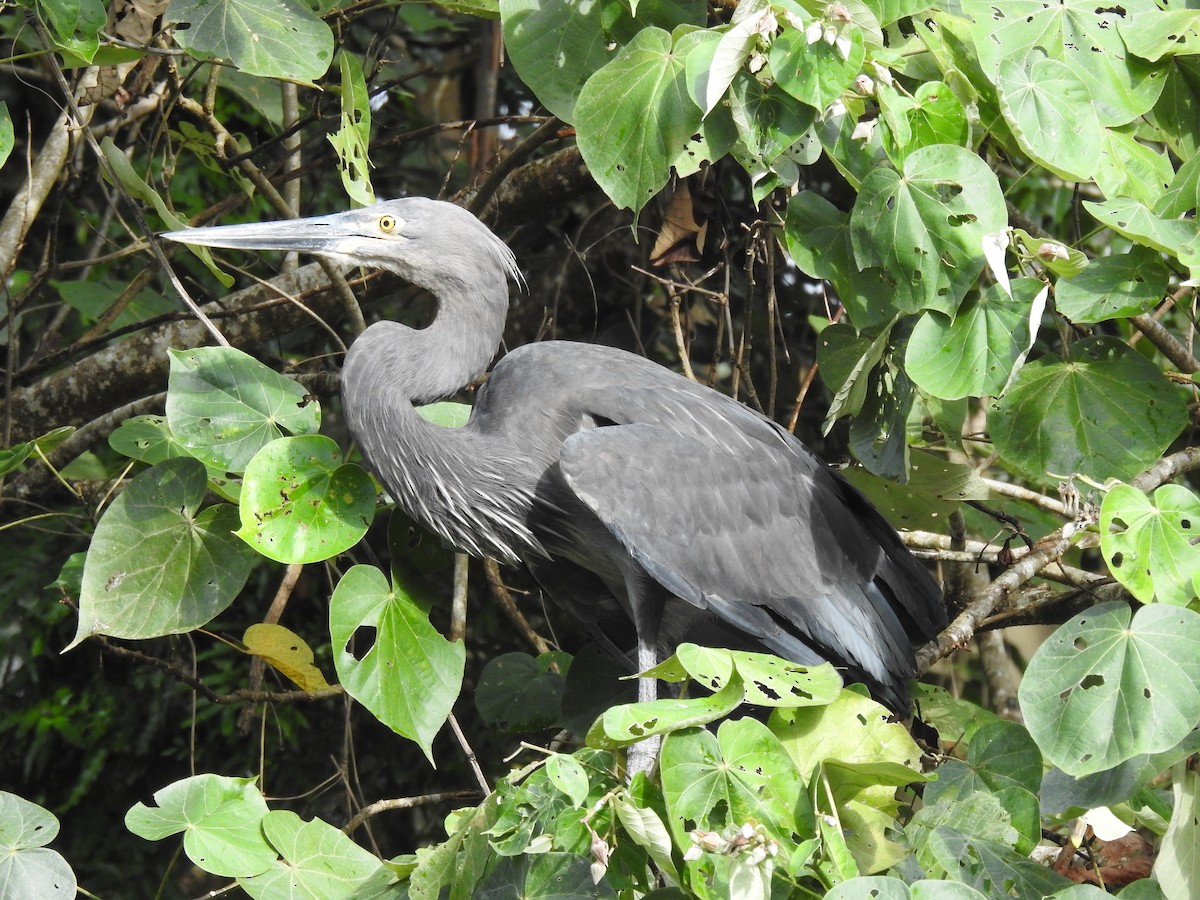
left=162, top=197, right=521, bottom=289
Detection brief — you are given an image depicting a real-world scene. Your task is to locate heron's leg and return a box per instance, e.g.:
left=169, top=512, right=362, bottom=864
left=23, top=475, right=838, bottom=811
left=626, top=576, right=665, bottom=778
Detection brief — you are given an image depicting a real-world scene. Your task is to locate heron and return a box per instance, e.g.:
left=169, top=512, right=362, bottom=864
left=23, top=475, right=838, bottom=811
left=163, top=197, right=946, bottom=769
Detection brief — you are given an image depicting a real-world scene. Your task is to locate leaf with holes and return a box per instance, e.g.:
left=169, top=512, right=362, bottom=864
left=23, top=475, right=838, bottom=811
left=905, top=278, right=1042, bottom=401
left=124, top=774, right=274, bottom=878
left=1100, top=483, right=1200, bottom=607
left=988, top=337, right=1187, bottom=483
left=995, top=56, right=1104, bottom=182
left=109, top=415, right=239, bottom=501
left=237, top=436, right=374, bottom=564
left=0, top=792, right=76, bottom=898
left=586, top=671, right=745, bottom=749
left=330, top=565, right=464, bottom=763
left=672, top=643, right=842, bottom=708
left=784, top=192, right=902, bottom=329
left=574, top=27, right=701, bottom=215
left=166, top=346, right=321, bottom=474
left=1019, top=602, right=1200, bottom=776
left=1120, top=10, right=1200, bottom=63
left=239, top=810, right=382, bottom=899
left=962, top=0, right=1166, bottom=127
left=1055, top=248, right=1169, bottom=324
left=850, top=144, right=1007, bottom=315
left=1084, top=197, right=1200, bottom=261
left=67, top=458, right=255, bottom=649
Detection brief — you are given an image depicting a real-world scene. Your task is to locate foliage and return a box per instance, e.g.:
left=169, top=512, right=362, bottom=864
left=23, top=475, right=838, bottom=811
left=3, top=0, right=1200, bottom=897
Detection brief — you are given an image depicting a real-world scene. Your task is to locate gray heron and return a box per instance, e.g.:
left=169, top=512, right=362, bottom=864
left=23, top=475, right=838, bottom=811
left=164, top=198, right=946, bottom=766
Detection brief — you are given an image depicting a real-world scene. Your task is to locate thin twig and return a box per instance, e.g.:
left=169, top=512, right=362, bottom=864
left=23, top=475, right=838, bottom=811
left=448, top=712, right=490, bottom=794
left=482, top=559, right=551, bottom=655
left=341, top=791, right=483, bottom=835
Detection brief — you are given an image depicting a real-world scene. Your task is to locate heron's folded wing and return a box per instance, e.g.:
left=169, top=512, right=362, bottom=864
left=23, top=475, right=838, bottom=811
left=558, top=423, right=917, bottom=699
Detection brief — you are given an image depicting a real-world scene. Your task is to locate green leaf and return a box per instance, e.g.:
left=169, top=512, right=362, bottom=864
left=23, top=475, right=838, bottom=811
left=68, top=458, right=256, bottom=649
left=1156, top=764, right=1200, bottom=900
left=1120, top=10, right=1200, bottom=63
left=475, top=652, right=564, bottom=731
left=586, top=670, right=745, bottom=750
left=770, top=19, right=866, bottom=112
left=905, top=279, right=1043, bottom=400
left=0, top=102, right=14, bottom=171
left=475, top=852, right=615, bottom=898
left=239, top=810, right=382, bottom=899
left=574, top=27, right=701, bottom=214
left=0, top=792, right=76, bottom=898
left=921, top=720, right=1043, bottom=851
left=850, top=144, right=1007, bottom=315
left=0, top=426, right=74, bottom=477
left=544, top=755, right=590, bottom=810
left=879, top=81, right=969, bottom=165
left=1100, top=483, right=1200, bottom=606
left=1054, top=248, right=1169, bottom=324
left=703, top=1, right=769, bottom=115
left=100, top=137, right=234, bottom=287
left=673, top=643, right=843, bottom=708
left=829, top=879, right=989, bottom=900
left=1149, top=56, right=1200, bottom=160
left=612, top=794, right=679, bottom=884
left=1083, top=196, right=1200, bottom=259
left=109, top=415, right=239, bottom=500
left=772, top=692, right=929, bottom=873
left=500, top=0, right=704, bottom=121
left=327, top=52, right=374, bottom=206
left=995, top=56, right=1104, bottom=182
left=1019, top=602, right=1200, bottom=776
left=661, top=719, right=806, bottom=845
left=124, top=774, right=274, bottom=878
left=330, top=565, right=465, bottom=763
left=166, top=0, right=334, bottom=83
left=988, top=337, right=1187, bottom=483
left=417, top=401, right=471, bottom=428
left=784, top=191, right=901, bottom=329
left=237, top=435, right=375, bottom=564
left=962, top=0, right=1167, bottom=127
left=35, top=0, right=106, bottom=60
left=727, top=74, right=817, bottom=198
left=166, top=346, right=321, bottom=474
left=1094, top=128, right=1176, bottom=208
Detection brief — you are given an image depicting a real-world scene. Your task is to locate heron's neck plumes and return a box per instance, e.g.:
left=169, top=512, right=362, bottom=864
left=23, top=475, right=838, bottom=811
left=339, top=277, right=538, bottom=564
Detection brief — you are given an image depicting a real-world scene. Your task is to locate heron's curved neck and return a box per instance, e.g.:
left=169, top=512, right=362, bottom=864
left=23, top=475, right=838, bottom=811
left=344, top=276, right=507, bottom=407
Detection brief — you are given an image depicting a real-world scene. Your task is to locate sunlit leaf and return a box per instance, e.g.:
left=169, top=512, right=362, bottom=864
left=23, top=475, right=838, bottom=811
left=124, top=774, right=274, bottom=878
left=575, top=27, right=700, bottom=214
left=166, top=346, right=321, bottom=474
left=330, top=565, right=464, bottom=763
left=1100, top=483, right=1200, bottom=607
left=68, top=459, right=255, bottom=649
left=850, top=144, right=1007, bottom=315
left=237, top=436, right=374, bottom=564
left=1019, top=602, right=1200, bottom=776
left=0, top=792, right=76, bottom=898
left=166, top=0, right=334, bottom=83
left=988, top=337, right=1187, bottom=482
left=239, top=810, right=382, bottom=899
left=995, top=56, right=1104, bottom=182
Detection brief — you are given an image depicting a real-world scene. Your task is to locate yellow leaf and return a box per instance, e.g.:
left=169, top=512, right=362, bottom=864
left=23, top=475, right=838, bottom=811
left=243, top=623, right=331, bottom=691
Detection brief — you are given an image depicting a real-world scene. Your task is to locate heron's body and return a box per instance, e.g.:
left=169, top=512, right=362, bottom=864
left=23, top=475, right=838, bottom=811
left=166, top=197, right=946, bottom=722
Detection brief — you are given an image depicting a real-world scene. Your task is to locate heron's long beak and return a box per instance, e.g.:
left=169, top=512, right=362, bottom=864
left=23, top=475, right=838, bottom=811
left=161, top=213, right=349, bottom=254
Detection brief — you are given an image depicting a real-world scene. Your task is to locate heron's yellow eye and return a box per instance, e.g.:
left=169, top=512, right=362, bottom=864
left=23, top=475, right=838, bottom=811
left=379, top=215, right=397, bottom=234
